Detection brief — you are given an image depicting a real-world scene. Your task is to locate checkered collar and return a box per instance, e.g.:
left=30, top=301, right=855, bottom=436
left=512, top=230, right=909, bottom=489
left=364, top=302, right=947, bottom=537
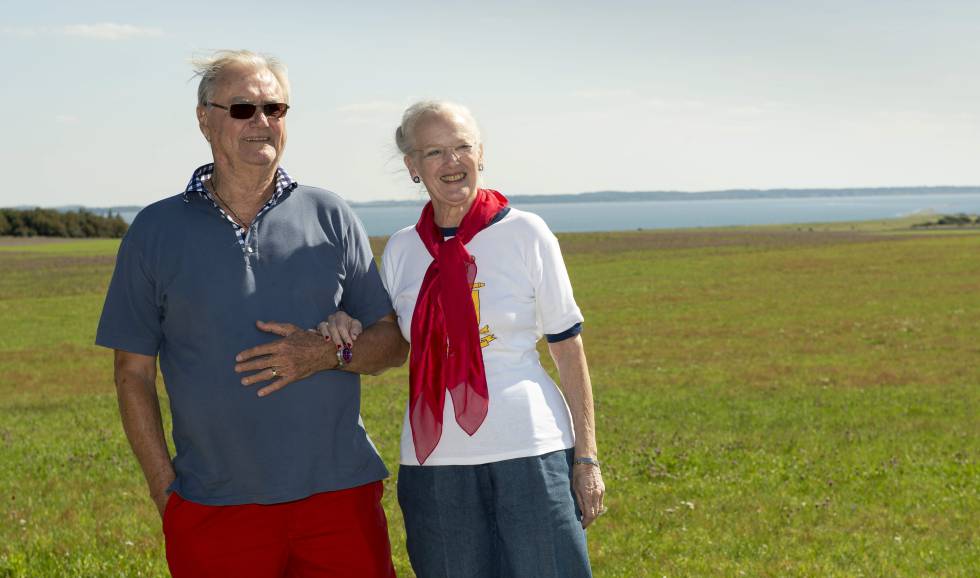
left=182, top=163, right=297, bottom=202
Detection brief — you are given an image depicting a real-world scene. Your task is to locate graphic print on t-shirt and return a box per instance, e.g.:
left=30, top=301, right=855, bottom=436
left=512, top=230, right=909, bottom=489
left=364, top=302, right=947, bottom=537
left=471, top=281, right=497, bottom=348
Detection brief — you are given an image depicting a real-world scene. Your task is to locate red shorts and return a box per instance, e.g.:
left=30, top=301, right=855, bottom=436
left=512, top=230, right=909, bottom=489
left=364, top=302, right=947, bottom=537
left=163, top=481, right=396, bottom=578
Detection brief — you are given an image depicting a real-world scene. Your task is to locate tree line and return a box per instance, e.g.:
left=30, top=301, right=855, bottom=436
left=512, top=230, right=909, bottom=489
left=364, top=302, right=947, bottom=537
left=0, top=208, right=129, bottom=238
left=912, top=213, right=980, bottom=228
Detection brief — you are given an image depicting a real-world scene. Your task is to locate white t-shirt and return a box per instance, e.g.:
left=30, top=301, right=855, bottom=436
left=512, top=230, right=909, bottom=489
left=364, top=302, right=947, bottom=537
left=381, top=208, right=584, bottom=466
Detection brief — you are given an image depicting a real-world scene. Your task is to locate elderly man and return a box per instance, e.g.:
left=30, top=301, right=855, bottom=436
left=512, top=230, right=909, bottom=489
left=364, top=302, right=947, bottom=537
left=96, top=50, right=407, bottom=577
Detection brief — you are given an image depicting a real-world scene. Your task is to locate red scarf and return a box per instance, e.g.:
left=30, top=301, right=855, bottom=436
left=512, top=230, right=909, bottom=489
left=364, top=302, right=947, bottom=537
left=409, top=188, right=509, bottom=464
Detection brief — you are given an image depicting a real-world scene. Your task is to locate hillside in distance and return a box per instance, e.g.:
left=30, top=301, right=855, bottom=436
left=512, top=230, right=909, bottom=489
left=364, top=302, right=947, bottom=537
left=9, top=186, right=980, bottom=214
left=497, top=185, right=980, bottom=205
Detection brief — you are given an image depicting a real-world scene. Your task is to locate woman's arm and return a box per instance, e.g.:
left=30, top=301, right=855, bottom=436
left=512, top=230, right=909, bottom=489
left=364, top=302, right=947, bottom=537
left=548, top=334, right=606, bottom=529
left=234, top=314, right=408, bottom=397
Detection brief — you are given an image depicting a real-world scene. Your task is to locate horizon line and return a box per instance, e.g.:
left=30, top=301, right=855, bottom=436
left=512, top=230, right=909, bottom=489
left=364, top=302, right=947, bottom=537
left=6, top=184, right=980, bottom=211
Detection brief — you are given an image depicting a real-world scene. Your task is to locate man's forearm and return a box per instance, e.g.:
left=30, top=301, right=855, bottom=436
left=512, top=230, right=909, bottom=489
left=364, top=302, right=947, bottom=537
left=115, top=368, right=175, bottom=510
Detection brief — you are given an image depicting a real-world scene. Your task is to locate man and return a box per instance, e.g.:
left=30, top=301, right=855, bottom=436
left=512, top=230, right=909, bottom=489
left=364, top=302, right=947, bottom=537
left=96, top=50, right=407, bottom=577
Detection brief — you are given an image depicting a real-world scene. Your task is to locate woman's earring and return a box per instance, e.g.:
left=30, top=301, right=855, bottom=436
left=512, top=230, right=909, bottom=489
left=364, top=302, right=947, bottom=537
left=478, top=163, right=484, bottom=171
left=412, top=176, right=420, bottom=183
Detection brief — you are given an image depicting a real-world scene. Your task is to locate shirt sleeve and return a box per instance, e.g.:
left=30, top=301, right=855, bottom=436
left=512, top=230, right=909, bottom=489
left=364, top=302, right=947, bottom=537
left=528, top=216, right=585, bottom=335
left=95, top=232, right=163, bottom=356
left=338, top=206, right=394, bottom=328
left=379, top=237, right=396, bottom=299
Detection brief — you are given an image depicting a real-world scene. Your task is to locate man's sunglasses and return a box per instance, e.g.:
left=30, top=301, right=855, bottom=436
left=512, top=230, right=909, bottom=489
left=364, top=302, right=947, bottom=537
left=207, top=102, right=290, bottom=120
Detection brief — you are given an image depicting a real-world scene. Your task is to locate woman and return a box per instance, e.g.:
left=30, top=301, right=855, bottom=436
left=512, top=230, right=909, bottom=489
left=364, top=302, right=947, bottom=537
left=322, top=101, right=604, bottom=578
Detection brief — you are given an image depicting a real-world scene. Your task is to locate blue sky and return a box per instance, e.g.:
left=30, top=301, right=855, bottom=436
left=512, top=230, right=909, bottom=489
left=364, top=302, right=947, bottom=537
left=2, top=0, right=978, bottom=207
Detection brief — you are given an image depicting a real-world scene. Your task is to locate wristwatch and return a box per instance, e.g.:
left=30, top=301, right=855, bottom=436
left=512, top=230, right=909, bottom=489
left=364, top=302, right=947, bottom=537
left=573, top=456, right=601, bottom=468
left=336, top=346, right=353, bottom=368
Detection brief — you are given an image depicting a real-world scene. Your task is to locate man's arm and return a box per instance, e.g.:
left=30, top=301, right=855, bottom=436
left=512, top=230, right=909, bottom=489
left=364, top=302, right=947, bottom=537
left=113, top=350, right=175, bottom=518
left=235, top=313, right=409, bottom=397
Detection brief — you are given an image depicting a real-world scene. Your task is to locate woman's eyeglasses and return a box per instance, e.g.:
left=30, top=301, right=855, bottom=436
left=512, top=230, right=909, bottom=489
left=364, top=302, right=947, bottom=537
left=207, top=102, right=290, bottom=120
left=416, top=144, right=476, bottom=162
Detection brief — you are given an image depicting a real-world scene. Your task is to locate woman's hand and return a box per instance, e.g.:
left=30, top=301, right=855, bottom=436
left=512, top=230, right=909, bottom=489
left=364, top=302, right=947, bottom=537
left=316, top=310, right=363, bottom=348
left=236, top=321, right=334, bottom=396
left=573, top=463, right=606, bottom=529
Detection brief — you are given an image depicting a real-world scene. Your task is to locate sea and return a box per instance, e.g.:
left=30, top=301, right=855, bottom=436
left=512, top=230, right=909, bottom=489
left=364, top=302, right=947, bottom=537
left=116, top=193, right=980, bottom=237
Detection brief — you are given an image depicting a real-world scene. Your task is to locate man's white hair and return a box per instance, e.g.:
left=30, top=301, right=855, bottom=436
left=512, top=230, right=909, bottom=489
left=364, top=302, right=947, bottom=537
left=191, top=49, right=290, bottom=106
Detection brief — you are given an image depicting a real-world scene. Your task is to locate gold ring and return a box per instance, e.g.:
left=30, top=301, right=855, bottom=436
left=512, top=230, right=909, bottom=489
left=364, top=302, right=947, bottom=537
left=271, top=367, right=279, bottom=377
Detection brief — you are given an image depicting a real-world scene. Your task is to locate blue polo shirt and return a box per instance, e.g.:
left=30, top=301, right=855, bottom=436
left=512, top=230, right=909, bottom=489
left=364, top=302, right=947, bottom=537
left=96, top=178, right=392, bottom=505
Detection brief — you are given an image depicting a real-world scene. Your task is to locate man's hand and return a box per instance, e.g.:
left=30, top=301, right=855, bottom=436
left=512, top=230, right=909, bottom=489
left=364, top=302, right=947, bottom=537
left=151, top=487, right=172, bottom=518
left=235, top=320, right=335, bottom=397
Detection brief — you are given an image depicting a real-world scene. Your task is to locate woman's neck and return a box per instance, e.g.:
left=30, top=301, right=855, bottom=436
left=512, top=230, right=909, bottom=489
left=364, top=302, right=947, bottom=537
left=432, top=196, right=476, bottom=228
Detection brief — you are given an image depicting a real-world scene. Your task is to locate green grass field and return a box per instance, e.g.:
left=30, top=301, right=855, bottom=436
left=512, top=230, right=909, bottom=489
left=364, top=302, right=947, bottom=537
left=1, top=224, right=978, bottom=577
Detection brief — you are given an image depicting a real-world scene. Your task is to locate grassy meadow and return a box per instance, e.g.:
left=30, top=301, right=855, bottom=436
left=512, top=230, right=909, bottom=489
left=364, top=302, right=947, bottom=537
left=1, top=223, right=978, bottom=577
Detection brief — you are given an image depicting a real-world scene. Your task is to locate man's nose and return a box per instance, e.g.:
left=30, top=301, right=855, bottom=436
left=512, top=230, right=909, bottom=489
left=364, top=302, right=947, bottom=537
left=250, top=111, right=272, bottom=126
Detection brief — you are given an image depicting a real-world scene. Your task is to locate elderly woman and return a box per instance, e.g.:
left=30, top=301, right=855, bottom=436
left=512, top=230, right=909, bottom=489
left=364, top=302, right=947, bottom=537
left=323, top=100, right=604, bottom=577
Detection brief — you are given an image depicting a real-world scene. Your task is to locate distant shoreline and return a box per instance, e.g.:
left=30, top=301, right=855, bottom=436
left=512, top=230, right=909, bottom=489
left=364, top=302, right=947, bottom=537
left=8, top=185, right=980, bottom=214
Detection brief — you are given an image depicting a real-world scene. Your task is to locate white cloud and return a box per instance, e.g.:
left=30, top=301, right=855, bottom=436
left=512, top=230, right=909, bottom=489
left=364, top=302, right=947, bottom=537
left=0, top=26, right=43, bottom=38
left=61, top=23, right=163, bottom=40
left=334, top=101, right=406, bottom=126
left=1, top=23, right=163, bottom=40
left=571, top=90, right=714, bottom=114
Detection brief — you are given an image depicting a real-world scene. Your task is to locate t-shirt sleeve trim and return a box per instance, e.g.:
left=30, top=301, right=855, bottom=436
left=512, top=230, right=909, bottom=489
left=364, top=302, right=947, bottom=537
left=545, top=322, right=582, bottom=343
